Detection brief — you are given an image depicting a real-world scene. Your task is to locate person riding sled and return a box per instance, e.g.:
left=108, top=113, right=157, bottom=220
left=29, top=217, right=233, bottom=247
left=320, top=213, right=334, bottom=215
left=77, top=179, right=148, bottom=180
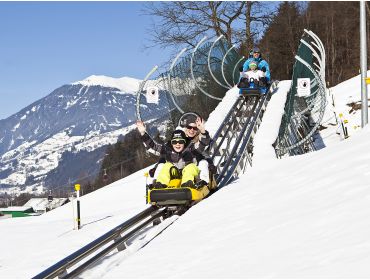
left=136, top=120, right=207, bottom=189
left=182, top=114, right=214, bottom=188
left=242, top=47, right=271, bottom=82
left=238, top=60, right=267, bottom=88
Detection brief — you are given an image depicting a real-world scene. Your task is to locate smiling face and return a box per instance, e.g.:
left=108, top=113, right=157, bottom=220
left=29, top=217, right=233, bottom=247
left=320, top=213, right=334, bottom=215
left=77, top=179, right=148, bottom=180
left=171, top=139, right=185, bottom=152
left=253, top=51, right=260, bottom=59
left=249, top=63, right=257, bottom=70
left=185, top=123, right=198, bottom=138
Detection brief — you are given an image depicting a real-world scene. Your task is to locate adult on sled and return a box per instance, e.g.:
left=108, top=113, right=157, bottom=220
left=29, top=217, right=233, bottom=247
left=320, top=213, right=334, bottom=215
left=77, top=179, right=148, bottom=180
left=182, top=114, right=212, bottom=188
left=242, top=47, right=271, bottom=82
left=136, top=121, right=207, bottom=189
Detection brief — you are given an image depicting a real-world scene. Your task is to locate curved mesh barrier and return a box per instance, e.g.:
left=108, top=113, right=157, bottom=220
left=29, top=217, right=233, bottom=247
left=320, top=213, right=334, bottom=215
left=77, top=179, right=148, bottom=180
left=164, top=35, right=243, bottom=120
left=136, top=36, right=244, bottom=140
left=275, top=29, right=327, bottom=157
left=136, top=67, right=177, bottom=141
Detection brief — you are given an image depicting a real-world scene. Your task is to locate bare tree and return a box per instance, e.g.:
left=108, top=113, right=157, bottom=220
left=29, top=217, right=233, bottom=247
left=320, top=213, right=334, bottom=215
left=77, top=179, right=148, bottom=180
left=143, top=1, right=275, bottom=53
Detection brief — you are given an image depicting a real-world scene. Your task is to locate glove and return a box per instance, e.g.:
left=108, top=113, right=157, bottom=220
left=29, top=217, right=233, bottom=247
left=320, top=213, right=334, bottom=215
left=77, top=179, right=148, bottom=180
left=260, top=77, right=267, bottom=86
left=136, top=120, right=146, bottom=135
left=149, top=167, right=156, bottom=178
left=237, top=78, right=249, bottom=88
left=261, top=67, right=266, bottom=73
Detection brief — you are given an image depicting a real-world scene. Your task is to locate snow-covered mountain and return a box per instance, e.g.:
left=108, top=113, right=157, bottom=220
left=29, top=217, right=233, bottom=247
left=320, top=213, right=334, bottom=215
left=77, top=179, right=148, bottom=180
left=0, top=75, right=168, bottom=195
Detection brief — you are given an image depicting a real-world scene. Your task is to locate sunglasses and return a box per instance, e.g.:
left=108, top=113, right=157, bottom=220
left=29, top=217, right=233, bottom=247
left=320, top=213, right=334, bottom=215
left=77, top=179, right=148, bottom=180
left=186, top=126, right=198, bottom=131
left=171, top=139, right=186, bottom=145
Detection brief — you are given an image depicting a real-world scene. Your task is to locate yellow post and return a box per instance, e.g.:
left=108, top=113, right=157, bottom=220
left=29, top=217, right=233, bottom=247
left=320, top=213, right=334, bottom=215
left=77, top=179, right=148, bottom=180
left=75, top=184, right=81, bottom=229
left=144, top=172, right=149, bottom=204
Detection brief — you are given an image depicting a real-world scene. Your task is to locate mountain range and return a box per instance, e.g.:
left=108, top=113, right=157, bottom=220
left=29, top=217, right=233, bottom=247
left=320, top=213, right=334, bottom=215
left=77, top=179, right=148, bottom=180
left=0, top=75, right=170, bottom=195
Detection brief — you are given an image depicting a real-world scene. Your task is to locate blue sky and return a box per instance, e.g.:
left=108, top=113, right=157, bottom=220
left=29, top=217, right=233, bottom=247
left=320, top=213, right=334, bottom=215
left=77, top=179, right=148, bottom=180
left=0, top=1, right=172, bottom=120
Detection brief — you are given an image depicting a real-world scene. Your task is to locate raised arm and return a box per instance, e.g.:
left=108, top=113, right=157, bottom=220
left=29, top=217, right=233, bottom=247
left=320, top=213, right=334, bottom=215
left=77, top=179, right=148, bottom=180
left=194, top=117, right=211, bottom=152
left=136, top=120, right=164, bottom=157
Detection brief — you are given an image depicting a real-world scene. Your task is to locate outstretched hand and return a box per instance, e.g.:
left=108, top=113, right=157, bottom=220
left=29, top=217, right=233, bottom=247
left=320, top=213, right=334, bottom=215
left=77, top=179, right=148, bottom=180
left=195, top=117, right=206, bottom=134
left=136, top=120, right=146, bottom=135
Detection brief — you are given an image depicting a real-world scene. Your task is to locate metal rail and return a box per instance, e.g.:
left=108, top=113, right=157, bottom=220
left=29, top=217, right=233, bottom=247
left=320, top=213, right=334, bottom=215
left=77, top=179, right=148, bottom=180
left=208, top=81, right=278, bottom=188
left=216, top=96, right=263, bottom=185
left=33, top=82, right=279, bottom=279
left=33, top=206, right=167, bottom=279
left=217, top=94, right=269, bottom=187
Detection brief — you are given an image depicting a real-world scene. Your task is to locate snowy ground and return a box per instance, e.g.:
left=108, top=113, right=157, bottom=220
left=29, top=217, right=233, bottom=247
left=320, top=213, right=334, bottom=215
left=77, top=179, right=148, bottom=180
left=1, top=75, right=370, bottom=278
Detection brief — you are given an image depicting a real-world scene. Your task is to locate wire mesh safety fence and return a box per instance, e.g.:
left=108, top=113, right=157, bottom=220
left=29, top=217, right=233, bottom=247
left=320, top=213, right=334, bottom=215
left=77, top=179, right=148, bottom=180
left=275, top=29, right=327, bottom=157
left=136, top=35, right=244, bottom=141
left=135, top=68, right=178, bottom=141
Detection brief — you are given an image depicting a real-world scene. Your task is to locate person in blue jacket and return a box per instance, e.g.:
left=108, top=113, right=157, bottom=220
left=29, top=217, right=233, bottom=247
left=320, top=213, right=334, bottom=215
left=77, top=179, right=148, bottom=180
left=242, top=47, right=271, bottom=82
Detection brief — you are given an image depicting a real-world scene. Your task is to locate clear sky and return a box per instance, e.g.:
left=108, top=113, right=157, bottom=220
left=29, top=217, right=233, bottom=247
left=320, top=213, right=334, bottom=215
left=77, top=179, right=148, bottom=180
left=0, top=1, right=172, bottom=120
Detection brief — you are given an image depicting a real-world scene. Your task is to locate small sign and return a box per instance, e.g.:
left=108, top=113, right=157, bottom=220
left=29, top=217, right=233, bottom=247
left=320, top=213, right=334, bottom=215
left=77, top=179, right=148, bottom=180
left=297, top=78, right=310, bottom=97
left=146, top=86, right=159, bottom=104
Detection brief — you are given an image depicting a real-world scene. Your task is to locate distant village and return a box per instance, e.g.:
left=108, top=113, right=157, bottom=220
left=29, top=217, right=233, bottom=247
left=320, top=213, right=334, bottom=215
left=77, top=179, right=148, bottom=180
left=0, top=196, right=70, bottom=219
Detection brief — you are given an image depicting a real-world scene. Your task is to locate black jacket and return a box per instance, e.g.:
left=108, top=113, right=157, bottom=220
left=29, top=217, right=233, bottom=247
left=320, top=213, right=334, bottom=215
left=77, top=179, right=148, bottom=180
left=141, top=132, right=207, bottom=170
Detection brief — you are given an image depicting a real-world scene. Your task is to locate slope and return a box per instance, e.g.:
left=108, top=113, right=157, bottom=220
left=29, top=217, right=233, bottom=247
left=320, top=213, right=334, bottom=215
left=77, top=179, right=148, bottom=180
left=0, top=76, right=369, bottom=278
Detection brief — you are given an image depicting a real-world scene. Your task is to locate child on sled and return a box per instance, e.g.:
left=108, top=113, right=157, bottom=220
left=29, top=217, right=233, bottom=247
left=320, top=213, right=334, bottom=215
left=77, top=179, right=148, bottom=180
left=238, top=60, right=267, bottom=88
left=136, top=121, right=207, bottom=189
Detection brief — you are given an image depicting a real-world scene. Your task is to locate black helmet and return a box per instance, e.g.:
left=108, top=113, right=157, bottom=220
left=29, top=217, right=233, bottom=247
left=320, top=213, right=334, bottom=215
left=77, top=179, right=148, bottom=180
left=252, top=47, right=260, bottom=53
left=178, top=112, right=201, bottom=127
left=171, top=130, right=187, bottom=142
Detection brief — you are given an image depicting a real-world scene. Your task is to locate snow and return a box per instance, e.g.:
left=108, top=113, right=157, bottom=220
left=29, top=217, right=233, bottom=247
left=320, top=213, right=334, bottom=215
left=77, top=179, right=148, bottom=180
left=206, top=88, right=240, bottom=137
left=72, top=75, right=141, bottom=94
left=0, top=206, right=32, bottom=212
left=1, top=74, right=370, bottom=278
left=252, top=80, right=290, bottom=166
left=327, top=70, right=370, bottom=136
left=23, top=198, right=69, bottom=213
left=11, top=122, right=20, bottom=132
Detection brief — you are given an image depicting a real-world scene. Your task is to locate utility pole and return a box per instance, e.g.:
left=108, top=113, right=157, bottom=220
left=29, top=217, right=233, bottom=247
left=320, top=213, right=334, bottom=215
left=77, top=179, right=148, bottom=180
left=360, top=0, right=368, bottom=127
